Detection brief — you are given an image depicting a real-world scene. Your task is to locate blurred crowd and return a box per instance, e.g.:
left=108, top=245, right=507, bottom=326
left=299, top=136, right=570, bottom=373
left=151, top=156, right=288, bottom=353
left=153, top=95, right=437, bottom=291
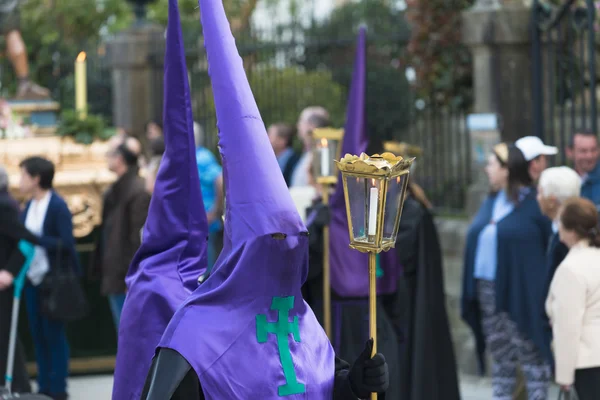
left=3, top=108, right=600, bottom=399
left=462, top=131, right=600, bottom=399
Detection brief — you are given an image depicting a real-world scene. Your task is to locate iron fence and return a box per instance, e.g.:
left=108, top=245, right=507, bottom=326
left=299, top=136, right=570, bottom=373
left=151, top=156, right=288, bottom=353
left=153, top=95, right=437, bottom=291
left=532, top=0, right=598, bottom=163
left=148, top=26, right=471, bottom=212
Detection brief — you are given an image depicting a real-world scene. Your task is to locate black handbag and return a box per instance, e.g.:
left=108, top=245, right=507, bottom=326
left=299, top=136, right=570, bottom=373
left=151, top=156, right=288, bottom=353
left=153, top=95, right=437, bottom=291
left=39, top=240, right=89, bottom=322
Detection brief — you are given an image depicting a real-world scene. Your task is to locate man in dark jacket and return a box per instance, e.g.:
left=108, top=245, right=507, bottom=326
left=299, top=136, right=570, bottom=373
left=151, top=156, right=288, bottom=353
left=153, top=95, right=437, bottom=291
left=268, top=123, right=301, bottom=187
left=0, top=164, right=38, bottom=393
left=94, top=136, right=150, bottom=331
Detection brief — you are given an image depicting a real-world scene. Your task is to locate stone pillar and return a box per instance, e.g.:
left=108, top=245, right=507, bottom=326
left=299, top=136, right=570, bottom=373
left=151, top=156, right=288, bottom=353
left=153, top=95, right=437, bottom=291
left=462, top=5, right=534, bottom=143
left=106, top=24, right=165, bottom=139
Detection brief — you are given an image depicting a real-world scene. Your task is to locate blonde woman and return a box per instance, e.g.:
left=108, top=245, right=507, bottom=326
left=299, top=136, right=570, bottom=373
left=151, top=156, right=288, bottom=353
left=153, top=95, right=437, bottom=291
left=546, top=197, right=600, bottom=399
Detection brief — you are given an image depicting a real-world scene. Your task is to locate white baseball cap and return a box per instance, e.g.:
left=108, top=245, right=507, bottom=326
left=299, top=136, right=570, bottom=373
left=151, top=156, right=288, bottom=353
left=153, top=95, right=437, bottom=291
left=515, top=136, right=558, bottom=161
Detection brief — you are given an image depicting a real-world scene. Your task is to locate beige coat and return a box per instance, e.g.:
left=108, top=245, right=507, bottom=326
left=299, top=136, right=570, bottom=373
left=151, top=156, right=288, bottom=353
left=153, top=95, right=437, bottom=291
left=546, top=240, right=600, bottom=385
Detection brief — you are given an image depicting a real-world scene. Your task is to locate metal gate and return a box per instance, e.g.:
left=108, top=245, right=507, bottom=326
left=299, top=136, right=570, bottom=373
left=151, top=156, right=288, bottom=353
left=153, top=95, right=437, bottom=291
left=532, top=0, right=597, bottom=161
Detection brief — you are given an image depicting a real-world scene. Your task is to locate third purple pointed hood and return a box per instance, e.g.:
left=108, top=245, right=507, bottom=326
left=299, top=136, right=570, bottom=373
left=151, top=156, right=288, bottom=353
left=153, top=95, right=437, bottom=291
left=328, top=26, right=400, bottom=297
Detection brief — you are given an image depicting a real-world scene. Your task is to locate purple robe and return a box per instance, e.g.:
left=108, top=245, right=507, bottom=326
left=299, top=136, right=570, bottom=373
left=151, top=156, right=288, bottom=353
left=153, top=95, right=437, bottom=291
left=328, top=27, right=400, bottom=298
left=112, top=0, right=208, bottom=397
left=157, top=0, right=336, bottom=397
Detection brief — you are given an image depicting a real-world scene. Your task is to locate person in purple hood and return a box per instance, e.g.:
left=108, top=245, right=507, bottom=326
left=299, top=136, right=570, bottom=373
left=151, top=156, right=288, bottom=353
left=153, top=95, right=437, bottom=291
left=111, top=0, right=209, bottom=396
left=139, top=0, right=390, bottom=399
left=303, top=26, right=401, bottom=399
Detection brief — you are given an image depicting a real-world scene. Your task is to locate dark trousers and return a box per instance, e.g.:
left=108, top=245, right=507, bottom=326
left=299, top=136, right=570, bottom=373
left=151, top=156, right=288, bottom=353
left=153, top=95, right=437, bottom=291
left=574, top=367, right=600, bottom=400
left=0, top=287, right=31, bottom=392
left=24, top=283, right=69, bottom=395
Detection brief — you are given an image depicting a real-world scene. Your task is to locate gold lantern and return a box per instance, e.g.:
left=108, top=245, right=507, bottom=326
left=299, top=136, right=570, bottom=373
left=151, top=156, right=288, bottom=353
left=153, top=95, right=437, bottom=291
left=312, top=128, right=344, bottom=184
left=335, top=152, right=413, bottom=394
left=311, top=127, right=344, bottom=340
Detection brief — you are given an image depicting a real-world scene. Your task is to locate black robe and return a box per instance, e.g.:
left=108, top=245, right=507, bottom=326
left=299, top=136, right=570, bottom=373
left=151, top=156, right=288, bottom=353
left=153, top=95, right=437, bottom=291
left=141, top=348, right=366, bottom=399
left=303, top=202, right=400, bottom=400
left=387, top=195, right=460, bottom=400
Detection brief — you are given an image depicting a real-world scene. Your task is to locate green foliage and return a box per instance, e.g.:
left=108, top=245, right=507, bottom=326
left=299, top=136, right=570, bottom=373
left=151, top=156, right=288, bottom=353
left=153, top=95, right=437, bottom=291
left=302, top=0, right=413, bottom=144
left=250, top=68, right=346, bottom=127
left=199, top=67, right=346, bottom=136
left=19, top=0, right=132, bottom=87
left=405, top=0, right=473, bottom=109
left=56, top=109, right=115, bottom=145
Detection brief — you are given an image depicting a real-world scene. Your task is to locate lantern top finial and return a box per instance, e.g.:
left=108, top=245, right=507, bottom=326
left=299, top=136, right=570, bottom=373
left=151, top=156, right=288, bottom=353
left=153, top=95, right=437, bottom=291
left=312, top=127, right=344, bottom=140
left=335, top=152, right=414, bottom=177
left=382, top=141, right=423, bottom=158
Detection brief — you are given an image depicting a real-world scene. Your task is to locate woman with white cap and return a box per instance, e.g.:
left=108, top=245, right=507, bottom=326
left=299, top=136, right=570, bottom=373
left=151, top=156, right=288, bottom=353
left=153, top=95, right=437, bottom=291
left=515, top=136, right=559, bottom=183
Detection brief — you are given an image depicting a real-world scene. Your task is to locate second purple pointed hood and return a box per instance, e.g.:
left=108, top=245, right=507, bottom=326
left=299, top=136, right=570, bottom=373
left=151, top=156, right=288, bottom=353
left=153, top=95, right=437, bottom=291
left=112, top=0, right=208, bottom=397
left=204, top=0, right=305, bottom=244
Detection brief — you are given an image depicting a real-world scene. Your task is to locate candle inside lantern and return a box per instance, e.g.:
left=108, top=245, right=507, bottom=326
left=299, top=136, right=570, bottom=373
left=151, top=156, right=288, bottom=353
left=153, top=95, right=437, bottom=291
left=368, top=182, right=378, bottom=236
left=320, top=138, right=330, bottom=176
left=75, top=51, right=87, bottom=119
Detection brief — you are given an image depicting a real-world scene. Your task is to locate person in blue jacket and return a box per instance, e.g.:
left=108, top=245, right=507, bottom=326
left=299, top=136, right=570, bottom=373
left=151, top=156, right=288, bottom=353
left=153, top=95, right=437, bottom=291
left=18, top=156, right=79, bottom=400
left=462, top=143, right=553, bottom=399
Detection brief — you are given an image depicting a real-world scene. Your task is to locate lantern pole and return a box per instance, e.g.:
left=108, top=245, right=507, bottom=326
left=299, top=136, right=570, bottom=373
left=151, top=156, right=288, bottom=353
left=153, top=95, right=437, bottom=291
left=368, top=251, right=377, bottom=358
left=335, top=152, right=414, bottom=400
left=312, top=127, right=344, bottom=341
left=321, top=184, right=332, bottom=339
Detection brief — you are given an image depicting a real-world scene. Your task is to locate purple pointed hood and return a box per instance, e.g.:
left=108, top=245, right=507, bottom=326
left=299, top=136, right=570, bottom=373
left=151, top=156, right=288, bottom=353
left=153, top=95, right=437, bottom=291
left=327, top=26, right=400, bottom=297
left=209, top=8, right=305, bottom=244
left=157, top=0, right=336, bottom=397
left=330, top=26, right=368, bottom=211
left=112, top=1, right=208, bottom=398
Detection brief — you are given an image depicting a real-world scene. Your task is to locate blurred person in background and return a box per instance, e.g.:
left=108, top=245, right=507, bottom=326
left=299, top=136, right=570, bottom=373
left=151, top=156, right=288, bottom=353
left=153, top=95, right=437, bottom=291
left=462, top=144, right=553, bottom=399
left=19, top=156, right=79, bottom=400
left=290, top=106, right=330, bottom=187
left=537, top=167, right=582, bottom=308
left=145, top=120, right=164, bottom=167
left=144, top=136, right=165, bottom=195
left=268, top=122, right=300, bottom=187
left=145, top=120, right=163, bottom=142
left=566, top=130, right=600, bottom=208
left=193, top=122, right=223, bottom=270
left=546, top=197, right=600, bottom=399
left=0, top=164, right=38, bottom=394
left=93, top=136, right=150, bottom=332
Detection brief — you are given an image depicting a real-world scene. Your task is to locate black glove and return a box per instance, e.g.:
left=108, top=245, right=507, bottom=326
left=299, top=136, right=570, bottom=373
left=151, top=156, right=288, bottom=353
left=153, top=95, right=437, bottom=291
left=348, top=339, right=389, bottom=398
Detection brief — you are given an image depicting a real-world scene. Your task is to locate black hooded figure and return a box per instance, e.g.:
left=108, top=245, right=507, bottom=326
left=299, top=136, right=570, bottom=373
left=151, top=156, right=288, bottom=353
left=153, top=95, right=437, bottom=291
left=385, top=180, right=461, bottom=400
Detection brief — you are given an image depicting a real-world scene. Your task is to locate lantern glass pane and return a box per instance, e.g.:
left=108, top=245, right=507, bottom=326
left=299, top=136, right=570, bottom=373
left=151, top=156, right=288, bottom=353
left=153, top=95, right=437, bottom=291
left=346, top=176, right=382, bottom=245
left=383, top=173, right=409, bottom=244
left=313, top=138, right=340, bottom=178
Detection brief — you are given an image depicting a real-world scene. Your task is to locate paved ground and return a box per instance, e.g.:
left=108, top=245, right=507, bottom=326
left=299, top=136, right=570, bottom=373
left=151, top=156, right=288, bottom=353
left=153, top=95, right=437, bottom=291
left=40, top=373, right=560, bottom=399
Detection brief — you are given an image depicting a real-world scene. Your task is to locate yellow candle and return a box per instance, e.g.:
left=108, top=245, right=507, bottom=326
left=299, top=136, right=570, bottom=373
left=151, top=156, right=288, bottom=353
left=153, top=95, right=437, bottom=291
left=75, top=51, right=87, bottom=119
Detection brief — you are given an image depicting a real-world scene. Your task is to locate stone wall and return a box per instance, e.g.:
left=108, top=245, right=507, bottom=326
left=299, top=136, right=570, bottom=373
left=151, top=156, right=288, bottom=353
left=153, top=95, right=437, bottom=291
left=435, top=215, right=484, bottom=375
